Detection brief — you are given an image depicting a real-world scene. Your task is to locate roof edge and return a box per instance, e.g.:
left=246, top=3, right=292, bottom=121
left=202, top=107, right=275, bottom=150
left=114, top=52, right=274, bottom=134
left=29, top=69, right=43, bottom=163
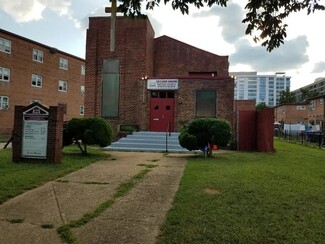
left=0, top=28, right=85, bottom=61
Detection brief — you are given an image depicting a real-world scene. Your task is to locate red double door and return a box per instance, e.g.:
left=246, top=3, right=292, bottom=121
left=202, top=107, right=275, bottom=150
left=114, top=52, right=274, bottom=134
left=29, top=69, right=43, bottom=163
left=149, top=91, right=175, bottom=132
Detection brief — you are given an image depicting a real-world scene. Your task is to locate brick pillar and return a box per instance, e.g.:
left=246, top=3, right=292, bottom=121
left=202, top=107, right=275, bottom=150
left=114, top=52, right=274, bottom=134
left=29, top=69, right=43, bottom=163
left=47, top=106, right=64, bottom=164
left=12, top=106, right=24, bottom=162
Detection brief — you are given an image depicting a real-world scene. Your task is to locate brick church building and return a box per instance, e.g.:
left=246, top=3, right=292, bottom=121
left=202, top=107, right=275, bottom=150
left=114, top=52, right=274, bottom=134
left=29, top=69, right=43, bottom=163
left=85, top=16, right=234, bottom=133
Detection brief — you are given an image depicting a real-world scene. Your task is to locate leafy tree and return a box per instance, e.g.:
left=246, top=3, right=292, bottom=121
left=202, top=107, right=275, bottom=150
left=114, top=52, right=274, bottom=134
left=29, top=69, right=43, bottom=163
left=178, top=118, right=232, bottom=157
left=256, top=102, right=268, bottom=111
left=63, top=117, right=113, bottom=155
left=117, top=0, right=324, bottom=51
left=279, top=87, right=296, bottom=104
left=298, top=88, right=320, bottom=102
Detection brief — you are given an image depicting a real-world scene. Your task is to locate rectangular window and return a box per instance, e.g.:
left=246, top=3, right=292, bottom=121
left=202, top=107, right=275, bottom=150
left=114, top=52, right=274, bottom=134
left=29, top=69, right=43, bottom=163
left=33, top=49, right=44, bottom=62
left=31, top=74, right=42, bottom=87
left=0, top=38, right=11, bottom=54
left=59, top=58, right=68, bottom=70
left=80, top=105, right=84, bottom=115
left=309, top=100, right=315, bottom=110
left=58, top=80, right=68, bottom=92
left=81, top=85, right=85, bottom=95
left=196, top=90, right=216, bottom=117
left=81, top=64, right=85, bottom=75
left=0, top=96, right=9, bottom=109
left=0, top=67, right=10, bottom=81
left=296, top=106, right=306, bottom=110
left=102, top=59, right=120, bottom=117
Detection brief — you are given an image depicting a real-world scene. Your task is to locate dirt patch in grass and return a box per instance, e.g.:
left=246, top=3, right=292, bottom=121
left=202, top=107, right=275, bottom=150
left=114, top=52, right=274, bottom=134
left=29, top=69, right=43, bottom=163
left=204, top=187, right=222, bottom=195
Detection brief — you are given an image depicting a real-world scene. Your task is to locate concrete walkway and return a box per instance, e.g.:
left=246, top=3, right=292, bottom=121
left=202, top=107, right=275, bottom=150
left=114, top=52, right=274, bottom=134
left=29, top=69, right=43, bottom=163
left=0, top=151, right=187, bottom=244
left=0, top=142, right=11, bottom=149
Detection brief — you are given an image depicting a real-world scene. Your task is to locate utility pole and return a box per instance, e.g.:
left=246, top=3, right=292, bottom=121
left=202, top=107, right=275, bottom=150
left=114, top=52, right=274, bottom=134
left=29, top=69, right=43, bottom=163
left=105, top=0, right=121, bottom=52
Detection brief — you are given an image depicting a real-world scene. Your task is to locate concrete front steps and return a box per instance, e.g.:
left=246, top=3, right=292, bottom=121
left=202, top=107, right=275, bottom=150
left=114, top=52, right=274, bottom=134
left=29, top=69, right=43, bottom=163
left=104, top=131, right=192, bottom=153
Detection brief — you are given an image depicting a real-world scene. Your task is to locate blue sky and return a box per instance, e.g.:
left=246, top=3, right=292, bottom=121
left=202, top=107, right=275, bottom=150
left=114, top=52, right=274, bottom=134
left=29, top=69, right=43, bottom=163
left=1, top=0, right=324, bottom=90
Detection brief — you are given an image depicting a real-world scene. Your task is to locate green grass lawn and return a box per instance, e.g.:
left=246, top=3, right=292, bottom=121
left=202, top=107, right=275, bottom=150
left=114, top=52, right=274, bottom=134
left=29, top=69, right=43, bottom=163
left=158, top=139, right=325, bottom=243
left=1, top=139, right=324, bottom=242
left=0, top=135, right=11, bottom=143
left=0, top=146, right=108, bottom=204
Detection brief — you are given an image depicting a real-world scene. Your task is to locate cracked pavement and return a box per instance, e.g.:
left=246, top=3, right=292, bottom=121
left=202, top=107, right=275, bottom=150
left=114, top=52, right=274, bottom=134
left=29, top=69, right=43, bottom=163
left=0, top=151, right=187, bottom=244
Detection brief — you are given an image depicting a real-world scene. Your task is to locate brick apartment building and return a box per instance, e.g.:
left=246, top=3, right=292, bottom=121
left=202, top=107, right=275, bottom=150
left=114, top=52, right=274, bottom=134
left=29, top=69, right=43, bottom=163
left=274, top=95, right=325, bottom=131
left=274, top=103, right=308, bottom=124
left=307, top=95, right=325, bottom=130
left=85, top=16, right=234, bottom=133
left=0, top=28, right=85, bottom=135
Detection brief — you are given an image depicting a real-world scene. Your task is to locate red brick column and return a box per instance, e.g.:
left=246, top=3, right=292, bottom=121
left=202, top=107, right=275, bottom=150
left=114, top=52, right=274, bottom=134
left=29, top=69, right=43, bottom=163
left=47, top=106, right=64, bottom=163
left=12, top=106, right=24, bottom=162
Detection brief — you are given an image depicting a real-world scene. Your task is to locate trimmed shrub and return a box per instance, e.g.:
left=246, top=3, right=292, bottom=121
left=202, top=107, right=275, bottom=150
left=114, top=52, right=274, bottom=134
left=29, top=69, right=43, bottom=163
left=63, top=117, right=113, bottom=154
left=179, top=118, right=232, bottom=154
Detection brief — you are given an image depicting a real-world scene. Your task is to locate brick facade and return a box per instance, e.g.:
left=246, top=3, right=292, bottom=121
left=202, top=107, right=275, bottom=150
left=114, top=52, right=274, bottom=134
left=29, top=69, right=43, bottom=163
left=234, top=100, right=256, bottom=112
left=175, top=77, right=234, bottom=131
left=0, top=28, right=85, bottom=135
left=307, top=95, right=325, bottom=131
left=154, top=36, right=229, bottom=77
left=274, top=103, right=308, bottom=124
left=85, top=17, right=155, bottom=132
left=85, top=16, right=234, bottom=134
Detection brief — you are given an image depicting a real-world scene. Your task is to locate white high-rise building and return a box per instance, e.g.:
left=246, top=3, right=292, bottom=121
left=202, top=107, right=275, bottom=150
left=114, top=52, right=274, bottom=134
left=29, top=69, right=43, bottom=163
left=231, top=72, right=291, bottom=107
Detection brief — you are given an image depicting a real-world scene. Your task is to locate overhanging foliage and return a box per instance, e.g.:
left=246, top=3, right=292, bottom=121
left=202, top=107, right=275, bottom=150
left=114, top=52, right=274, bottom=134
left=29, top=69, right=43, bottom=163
left=116, top=0, right=324, bottom=51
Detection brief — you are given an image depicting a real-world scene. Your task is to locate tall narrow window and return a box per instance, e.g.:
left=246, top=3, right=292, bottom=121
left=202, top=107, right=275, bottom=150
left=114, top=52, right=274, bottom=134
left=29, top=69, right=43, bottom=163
left=59, top=58, right=68, bottom=70
left=102, top=59, right=120, bottom=117
left=0, top=38, right=11, bottom=54
left=0, top=67, right=10, bottom=82
left=0, top=96, right=9, bottom=109
left=33, top=49, right=44, bottom=62
left=31, top=74, right=42, bottom=87
left=196, top=90, right=216, bottom=117
left=81, top=64, right=85, bottom=75
left=80, top=85, right=85, bottom=95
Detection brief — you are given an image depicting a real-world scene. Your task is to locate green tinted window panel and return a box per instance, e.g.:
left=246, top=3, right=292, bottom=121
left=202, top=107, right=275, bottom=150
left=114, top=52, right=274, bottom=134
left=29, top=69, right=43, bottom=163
left=196, top=90, right=216, bottom=117
left=102, top=59, right=120, bottom=117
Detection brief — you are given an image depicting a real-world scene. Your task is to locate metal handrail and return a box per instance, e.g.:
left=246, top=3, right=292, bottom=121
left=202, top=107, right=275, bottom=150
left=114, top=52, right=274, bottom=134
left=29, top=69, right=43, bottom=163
left=165, top=121, right=171, bottom=153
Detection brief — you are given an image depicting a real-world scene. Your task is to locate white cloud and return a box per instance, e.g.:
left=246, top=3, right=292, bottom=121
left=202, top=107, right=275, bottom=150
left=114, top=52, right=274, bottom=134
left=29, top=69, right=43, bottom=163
left=0, top=0, right=71, bottom=23
left=230, top=36, right=309, bottom=72
left=41, top=0, right=70, bottom=16
left=0, top=0, right=45, bottom=22
left=192, top=3, right=246, bottom=44
left=312, top=62, right=325, bottom=73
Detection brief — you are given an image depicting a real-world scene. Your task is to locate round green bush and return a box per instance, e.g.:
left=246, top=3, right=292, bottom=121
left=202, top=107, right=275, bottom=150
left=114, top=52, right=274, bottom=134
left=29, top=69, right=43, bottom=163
left=179, top=118, right=232, bottom=151
left=64, top=117, right=113, bottom=148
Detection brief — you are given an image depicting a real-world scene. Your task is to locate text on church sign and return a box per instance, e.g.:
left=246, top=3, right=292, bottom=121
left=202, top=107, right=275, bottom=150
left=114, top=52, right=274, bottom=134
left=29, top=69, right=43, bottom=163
left=147, top=79, right=178, bottom=90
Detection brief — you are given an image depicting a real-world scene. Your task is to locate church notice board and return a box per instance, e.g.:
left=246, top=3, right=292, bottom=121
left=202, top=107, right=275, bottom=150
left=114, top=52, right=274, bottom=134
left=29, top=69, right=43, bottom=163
left=22, top=105, right=49, bottom=159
